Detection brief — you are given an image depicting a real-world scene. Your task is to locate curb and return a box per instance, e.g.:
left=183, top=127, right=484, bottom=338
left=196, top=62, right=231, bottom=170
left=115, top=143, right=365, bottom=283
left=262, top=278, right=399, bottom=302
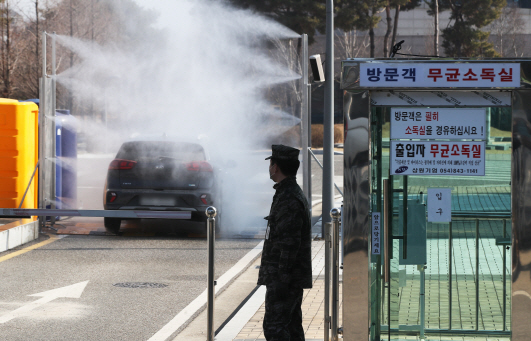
left=0, top=219, right=39, bottom=252
left=147, top=241, right=264, bottom=341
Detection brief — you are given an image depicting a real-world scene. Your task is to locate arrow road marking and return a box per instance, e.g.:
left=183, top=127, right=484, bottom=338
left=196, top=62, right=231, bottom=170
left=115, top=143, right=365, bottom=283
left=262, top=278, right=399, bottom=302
left=0, top=281, right=89, bottom=324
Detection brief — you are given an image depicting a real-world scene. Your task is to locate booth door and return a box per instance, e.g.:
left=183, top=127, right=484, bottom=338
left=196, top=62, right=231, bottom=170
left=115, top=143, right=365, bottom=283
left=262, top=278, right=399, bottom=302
left=369, top=105, right=511, bottom=341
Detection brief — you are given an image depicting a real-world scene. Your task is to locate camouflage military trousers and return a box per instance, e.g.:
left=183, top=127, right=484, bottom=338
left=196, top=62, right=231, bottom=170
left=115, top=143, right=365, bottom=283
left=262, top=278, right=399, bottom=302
left=263, top=283, right=305, bottom=341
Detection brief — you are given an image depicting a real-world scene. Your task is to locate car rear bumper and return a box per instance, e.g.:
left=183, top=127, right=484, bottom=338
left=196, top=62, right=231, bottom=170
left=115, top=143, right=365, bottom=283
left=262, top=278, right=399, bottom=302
left=103, top=188, right=215, bottom=219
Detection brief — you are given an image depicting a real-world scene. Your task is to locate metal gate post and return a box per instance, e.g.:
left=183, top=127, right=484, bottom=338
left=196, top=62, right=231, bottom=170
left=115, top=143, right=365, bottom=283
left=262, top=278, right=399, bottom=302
left=50, top=32, right=57, bottom=226
left=322, top=0, right=335, bottom=228
left=206, top=206, right=217, bottom=341
left=301, top=34, right=311, bottom=205
left=324, top=222, right=332, bottom=341
left=38, top=31, right=47, bottom=230
left=331, top=207, right=341, bottom=341
left=419, top=265, right=426, bottom=340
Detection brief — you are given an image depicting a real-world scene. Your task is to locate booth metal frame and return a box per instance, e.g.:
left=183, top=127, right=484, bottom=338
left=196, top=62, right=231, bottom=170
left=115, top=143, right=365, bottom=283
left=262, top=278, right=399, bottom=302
left=341, top=59, right=531, bottom=340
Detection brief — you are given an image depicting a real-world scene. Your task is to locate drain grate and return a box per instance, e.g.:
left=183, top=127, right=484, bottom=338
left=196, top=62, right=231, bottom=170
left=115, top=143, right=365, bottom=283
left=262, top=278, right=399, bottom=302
left=113, top=282, right=168, bottom=289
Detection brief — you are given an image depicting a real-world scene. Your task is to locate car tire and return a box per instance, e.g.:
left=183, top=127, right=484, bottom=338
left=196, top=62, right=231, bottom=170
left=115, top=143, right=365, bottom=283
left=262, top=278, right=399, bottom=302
left=104, top=217, right=121, bottom=233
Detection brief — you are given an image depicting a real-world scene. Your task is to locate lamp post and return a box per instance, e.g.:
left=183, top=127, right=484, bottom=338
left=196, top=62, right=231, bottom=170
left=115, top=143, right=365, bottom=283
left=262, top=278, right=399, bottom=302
left=322, top=0, right=335, bottom=227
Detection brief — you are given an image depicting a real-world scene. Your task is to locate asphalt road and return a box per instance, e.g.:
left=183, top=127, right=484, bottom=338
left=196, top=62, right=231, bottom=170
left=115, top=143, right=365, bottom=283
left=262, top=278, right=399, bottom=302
left=0, top=150, right=344, bottom=340
left=0, top=233, right=261, bottom=341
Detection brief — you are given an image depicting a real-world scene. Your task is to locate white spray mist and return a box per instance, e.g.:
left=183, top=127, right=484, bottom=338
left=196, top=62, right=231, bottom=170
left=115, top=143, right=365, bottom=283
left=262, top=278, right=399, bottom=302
left=55, top=0, right=303, bottom=235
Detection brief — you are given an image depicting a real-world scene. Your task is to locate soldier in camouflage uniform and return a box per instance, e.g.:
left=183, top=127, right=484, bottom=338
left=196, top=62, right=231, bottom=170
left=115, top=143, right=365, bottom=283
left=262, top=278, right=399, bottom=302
left=258, top=144, right=312, bottom=341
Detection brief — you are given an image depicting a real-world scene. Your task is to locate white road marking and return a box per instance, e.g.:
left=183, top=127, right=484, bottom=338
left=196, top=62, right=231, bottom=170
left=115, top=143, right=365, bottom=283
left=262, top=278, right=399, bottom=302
left=0, top=281, right=89, bottom=324
left=215, top=286, right=266, bottom=341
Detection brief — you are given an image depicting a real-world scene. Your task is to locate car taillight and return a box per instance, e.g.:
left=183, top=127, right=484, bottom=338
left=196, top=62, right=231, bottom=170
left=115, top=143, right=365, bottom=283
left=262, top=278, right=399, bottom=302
left=186, top=161, right=213, bottom=172
left=200, top=194, right=208, bottom=205
left=107, top=192, right=117, bottom=203
left=109, top=159, right=137, bottom=170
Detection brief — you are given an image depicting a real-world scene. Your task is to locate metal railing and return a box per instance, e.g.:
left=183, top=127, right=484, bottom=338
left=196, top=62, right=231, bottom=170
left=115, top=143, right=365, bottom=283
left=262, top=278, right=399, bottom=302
left=325, top=208, right=342, bottom=341
left=0, top=208, right=193, bottom=220
left=309, top=149, right=343, bottom=197
left=447, top=212, right=511, bottom=334
left=206, top=206, right=217, bottom=341
left=324, top=222, right=331, bottom=341
left=380, top=211, right=511, bottom=337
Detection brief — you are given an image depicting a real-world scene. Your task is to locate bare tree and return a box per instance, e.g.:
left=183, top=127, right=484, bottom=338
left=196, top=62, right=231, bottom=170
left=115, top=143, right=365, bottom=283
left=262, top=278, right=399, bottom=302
left=383, top=0, right=422, bottom=57
left=0, top=0, right=27, bottom=98
left=336, top=29, right=370, bottom=60
left=0, top=0, right=13, bottom=97
left=37, top=0, right=118, bottom=113
left=383, top=1, right=392, bottom=57
left=390, top=3, right=400, bottom=49
left=6, top=0, right=39, bottom=100
left=270, top=38, right=303, bottom=116
left=434, top=0, right=439, bottom=56
left=0, top=0, right=132, bottom=104
left=33, top=0, right=39, bottom=92
left=369, top=6, right=385, bottom=57
left=488, top=4, right=526, bottom=57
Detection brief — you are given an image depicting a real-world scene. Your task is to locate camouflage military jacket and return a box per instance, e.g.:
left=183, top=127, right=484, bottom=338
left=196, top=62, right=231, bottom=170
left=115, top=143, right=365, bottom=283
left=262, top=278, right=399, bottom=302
left=257, top=176, right=312, bottom=288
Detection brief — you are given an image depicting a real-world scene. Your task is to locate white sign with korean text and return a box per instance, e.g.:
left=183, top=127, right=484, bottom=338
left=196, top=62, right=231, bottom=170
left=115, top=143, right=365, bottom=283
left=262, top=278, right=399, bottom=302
left=360, top=63, right=520, bottom=88
left=428, top=188, right=452, bottom=222
left=372, top=212, right=381, bottom=255
left=390, top=108, right=486, bottom=140
left=390, top=141, right=485, bottom=176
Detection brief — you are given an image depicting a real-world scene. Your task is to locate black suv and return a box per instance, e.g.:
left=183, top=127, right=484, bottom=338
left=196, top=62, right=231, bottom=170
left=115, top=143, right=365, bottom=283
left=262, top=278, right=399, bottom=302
left=103, top=140, right=218, bottom=232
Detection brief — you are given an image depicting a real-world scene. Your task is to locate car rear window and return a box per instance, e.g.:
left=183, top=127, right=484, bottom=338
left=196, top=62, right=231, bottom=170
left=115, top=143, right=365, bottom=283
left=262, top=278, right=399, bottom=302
left=116, top=141, right=206, bottom=161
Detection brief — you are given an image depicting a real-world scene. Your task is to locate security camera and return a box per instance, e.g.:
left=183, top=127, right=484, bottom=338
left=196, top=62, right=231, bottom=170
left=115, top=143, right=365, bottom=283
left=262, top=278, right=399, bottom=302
left=309, top=54, right=325, bottom=82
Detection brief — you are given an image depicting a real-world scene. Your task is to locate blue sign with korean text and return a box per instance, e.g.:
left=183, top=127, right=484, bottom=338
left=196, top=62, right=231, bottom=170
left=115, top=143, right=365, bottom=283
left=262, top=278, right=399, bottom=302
left=390, top=141, right=486, bottom=176
left=360, top=63, right=520, bottom=88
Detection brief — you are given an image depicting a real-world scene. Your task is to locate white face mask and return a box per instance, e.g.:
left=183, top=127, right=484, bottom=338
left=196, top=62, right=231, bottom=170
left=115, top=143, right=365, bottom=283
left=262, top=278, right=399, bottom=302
left=269, top=163, right=275, bottom=181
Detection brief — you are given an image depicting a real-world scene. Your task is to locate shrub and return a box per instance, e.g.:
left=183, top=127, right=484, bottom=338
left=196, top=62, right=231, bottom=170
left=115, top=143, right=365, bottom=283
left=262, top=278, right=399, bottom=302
left=311, top=124, right=344, bottom=148
left=312, top=124, right=324, bottom=147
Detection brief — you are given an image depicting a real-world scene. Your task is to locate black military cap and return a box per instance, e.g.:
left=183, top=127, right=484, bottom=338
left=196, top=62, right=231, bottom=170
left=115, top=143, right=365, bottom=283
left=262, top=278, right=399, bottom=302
left=265, top=144, right=300, bottom=161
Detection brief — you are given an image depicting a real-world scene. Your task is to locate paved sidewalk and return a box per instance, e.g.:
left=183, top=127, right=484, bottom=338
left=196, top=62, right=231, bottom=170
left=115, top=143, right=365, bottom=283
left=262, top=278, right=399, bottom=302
left=215, top=218, right=342, bottom=341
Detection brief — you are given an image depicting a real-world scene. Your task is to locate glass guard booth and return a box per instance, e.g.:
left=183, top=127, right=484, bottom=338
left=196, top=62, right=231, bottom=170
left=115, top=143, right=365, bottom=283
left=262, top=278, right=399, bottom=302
left=341, top=59, right=531, bottom=341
